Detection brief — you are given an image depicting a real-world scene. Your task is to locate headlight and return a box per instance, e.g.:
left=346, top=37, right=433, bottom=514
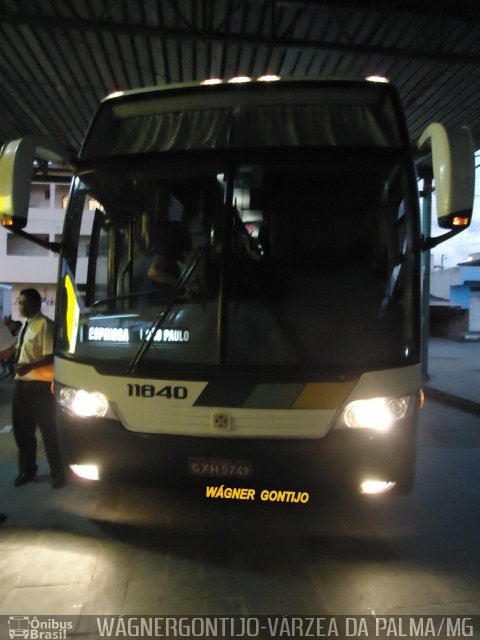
left=340, top=395, right=411, bottom=432
left=57, top=385, right=110, bottom=418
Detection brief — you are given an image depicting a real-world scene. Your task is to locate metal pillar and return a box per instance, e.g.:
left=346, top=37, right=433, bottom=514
left=421, top=177, right=432, bottom=381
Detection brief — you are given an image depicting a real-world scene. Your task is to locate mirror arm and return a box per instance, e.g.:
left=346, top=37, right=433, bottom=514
left=421, top=227, right=464, bottom=251
left=8, top=226, right=62, bottom=253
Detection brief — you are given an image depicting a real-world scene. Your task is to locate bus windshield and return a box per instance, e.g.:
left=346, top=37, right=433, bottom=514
left=58, top=149, right=419, bottom=378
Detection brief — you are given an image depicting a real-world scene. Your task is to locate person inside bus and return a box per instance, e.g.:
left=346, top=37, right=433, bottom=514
left=134, top=220, right=198, bottom=305
left=147, top=221, right=189, bottom=286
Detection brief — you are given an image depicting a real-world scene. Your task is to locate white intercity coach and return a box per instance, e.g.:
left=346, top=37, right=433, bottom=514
left=0, top=77, right=475, bottom=494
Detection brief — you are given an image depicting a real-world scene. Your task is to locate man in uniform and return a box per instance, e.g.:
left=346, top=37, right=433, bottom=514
left=12, top=288, right=65, bottom=489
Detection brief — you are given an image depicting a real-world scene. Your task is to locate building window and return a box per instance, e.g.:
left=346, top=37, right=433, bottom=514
left=88, top=198, right=102, bottom=211
left=54, top=184, right=69, bottom=208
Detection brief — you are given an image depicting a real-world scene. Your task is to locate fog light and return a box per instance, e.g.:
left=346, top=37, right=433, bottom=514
left=70, top=464, right=100, bottom=481
left=360, top=480, right=396, bottom=495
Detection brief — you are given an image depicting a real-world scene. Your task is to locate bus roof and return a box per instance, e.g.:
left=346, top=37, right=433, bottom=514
left=100, top=76, right=394, bottom=104
left=80, top=78, right=407, bottom=161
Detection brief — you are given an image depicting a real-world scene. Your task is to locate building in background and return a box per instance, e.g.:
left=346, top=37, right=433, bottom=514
left=430, top=252, right=480, bottom=338
left=0, top=180, right=92, bottom=321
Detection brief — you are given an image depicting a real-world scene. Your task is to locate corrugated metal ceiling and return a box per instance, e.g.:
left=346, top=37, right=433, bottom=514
left=0, top=0, right=479, bottom=154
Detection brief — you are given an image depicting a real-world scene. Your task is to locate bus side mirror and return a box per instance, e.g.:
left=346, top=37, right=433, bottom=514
left=0, top=136, right=71, bottom=229
left=417, top=123, right=475, bottom=230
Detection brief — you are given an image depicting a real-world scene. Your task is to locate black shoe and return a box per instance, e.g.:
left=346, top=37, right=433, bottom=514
left=0, top=513, right=6, bottom=525
left=14, top=469, right=37, bottom=487
left=51, top=476, right=66, bottom=490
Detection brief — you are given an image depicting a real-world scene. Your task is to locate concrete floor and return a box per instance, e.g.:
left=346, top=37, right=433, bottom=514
left=1, top=379, right=480, bottom=636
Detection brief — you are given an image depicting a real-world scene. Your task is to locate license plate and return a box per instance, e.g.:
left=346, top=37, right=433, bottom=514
left=188, top=457, right=253, bottom=478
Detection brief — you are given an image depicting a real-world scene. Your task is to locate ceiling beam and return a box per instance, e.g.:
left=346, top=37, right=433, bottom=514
left=1, top=11, right=480, bottom=67
left=269, top=0, right=480, bottom=21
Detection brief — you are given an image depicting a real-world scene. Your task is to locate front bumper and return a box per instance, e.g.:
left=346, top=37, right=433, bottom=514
left=56, top=409, right=418, bottom=493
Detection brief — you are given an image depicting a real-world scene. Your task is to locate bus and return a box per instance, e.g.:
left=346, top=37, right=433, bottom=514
left=0, top=78, right=475, bottom=495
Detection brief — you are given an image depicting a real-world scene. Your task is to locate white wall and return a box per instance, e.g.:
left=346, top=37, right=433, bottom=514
left=0, top=181, right=89, bottom=319
left=470, top=297, right=480, bottom=332
left=0, top=212, right=64, bottom=283
left=430, top=267, right=461, bottom=300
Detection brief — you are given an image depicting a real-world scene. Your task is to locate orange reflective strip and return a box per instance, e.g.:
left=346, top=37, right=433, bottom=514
left=292, top=381, right=357, bottom=409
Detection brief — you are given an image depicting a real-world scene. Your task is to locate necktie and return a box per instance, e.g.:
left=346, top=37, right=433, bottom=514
left=15, top=321, right=28, bottom=363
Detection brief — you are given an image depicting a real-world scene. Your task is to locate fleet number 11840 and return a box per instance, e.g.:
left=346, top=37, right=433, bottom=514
left=127, top=384, right=188, bottom=399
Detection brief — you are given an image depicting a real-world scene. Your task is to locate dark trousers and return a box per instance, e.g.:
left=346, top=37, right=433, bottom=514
left=12, top=380, right=64, bottom=480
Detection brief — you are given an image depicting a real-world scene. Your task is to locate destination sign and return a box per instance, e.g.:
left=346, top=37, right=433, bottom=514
left=85, top=326, right=190, bottom=344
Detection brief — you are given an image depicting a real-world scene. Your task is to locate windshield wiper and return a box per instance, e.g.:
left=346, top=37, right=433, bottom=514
left=127, top=248, right=205, bottom=374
